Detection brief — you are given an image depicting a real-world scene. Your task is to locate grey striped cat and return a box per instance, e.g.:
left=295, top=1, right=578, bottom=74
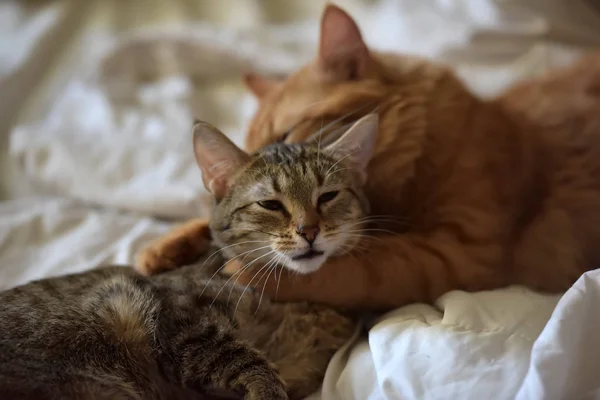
left=0, top=115, right=378, bottom=400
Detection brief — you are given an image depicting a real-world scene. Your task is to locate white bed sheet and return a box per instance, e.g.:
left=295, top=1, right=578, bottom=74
left=3, top=1, right=600, bottom=399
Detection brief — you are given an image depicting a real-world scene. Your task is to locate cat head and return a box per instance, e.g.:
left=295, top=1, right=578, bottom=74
left=193, top=115, right=378, bottom=274
left=243, top=4, right=388, bottom=152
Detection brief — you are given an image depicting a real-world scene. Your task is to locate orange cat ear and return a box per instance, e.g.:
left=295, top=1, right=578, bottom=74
left=243, top=73, right=280, bottom=98
left=192, top=120, right=250, bottom=200
left=318, top=4, right=370, bottom=81
left=324, top=114, right=378, bottom=183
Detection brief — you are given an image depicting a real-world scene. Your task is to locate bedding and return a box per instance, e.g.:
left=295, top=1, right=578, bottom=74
left=2, top=0, right=600, bottom=399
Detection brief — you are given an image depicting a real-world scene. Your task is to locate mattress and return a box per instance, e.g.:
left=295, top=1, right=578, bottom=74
left=2, top=0, right=600, bottom=399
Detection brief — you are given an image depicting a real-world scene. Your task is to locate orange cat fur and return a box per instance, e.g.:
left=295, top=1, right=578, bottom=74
left=138, top=5, right=600, bottom=310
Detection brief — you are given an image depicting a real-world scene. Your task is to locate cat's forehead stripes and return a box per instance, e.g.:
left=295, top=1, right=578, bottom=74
left=258, top=144, right=322, bottom=170
left=246, top=144, right=339, bottom=198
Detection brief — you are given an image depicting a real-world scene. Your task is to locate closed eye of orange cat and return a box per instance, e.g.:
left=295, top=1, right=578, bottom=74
left=138, top=4, right=600, bottom=311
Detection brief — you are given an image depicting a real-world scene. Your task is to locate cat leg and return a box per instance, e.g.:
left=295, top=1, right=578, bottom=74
left=158, top=313, right=288, bottom=400
left=136, top=219, right=212, bottom=275
left=227, top=230, right=507, bottom=310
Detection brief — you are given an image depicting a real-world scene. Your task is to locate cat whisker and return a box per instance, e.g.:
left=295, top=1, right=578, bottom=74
left=324, top=148, right=360, bottom=178
left=340, top=239, right=370, bottom=251
left=210, top=257, right=259, bottom=308
left=324, top=167, right=353, bottom=179
left=346, top=228, right=403, bottom=236
left=226, top=260, right=260, bottom=304
left=254, top=255, right=282, bottom=314
left=275, top=240, right=297, bottom=246
left=354, top=214, right=412, bottom=223
left=323, top=120, right=356, bottom=139
left=234, top=253, right=279, bottom=315
left=360, top=213, right=408, bottom=220
left=341, top=216, right=406, bottom=226
left=298, top=99, right=329, bottom=114
left=308, top=102, right=378, bottom=173
left=325, top=232, right=387, bottom=246
left=200, top=240, right=271, bottom=270
left=356, top=219, right=413, bottom=228
left=273, top=252, right=286, bottom=282
left=323, top=228, right=369, bottom=238
left=317, top=115, right=324, bottom=173
left=200, top=245, right=272, bottom=299
left=356, top=218, right=408, bottom=225
left=340, top=232, right=388, bottom=241
left=313, top=101, right=378, bottom=142
left=222, top=249, right=279, bottom=306
left=324, top=219, right=412, bottom=237
left=339, top=244, right=362, bottom=260
left=273, top=251, right=290, bottom=299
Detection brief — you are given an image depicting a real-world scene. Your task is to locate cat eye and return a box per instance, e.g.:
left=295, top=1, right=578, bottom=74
left=257, top=200, right=284, bottom=211
left=318, top=191, right=339, bottom=205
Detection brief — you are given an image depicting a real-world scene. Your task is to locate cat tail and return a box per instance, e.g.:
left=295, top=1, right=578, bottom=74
left=91, top=275, right=160, bottom=359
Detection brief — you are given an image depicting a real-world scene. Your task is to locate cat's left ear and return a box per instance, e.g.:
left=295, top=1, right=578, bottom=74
left=193, top=121, right=250, bottom=200
left=318, top=4, right=371, bottom=81
left=324, top=114, right=378, bottom=183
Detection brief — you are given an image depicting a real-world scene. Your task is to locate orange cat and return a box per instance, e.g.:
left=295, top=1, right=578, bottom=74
left=138, top=5, right=600, bottom=310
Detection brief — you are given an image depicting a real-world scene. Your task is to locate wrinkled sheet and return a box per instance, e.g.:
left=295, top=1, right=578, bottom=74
left=2, top=1, right=600, bottom=399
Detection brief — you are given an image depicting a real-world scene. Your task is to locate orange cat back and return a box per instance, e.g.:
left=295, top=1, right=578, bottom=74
left=238, top=4, right=600, bottom=309
left=139, top=4, right=600, bottom=310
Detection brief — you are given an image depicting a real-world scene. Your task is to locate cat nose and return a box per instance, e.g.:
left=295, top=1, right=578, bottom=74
left=296, top=224, right=320, bottom=245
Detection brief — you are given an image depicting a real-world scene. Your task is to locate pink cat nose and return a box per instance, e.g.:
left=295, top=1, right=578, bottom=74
left=296, top=224, right=320, bottom=245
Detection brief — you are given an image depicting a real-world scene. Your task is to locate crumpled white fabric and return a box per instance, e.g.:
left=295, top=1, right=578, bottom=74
left=515, top=269, right=600, bottom=400
left=321, top=288, right=561, bottom=400
left=0, top=1, right=62, bottom=80
left=319, top=270, right=600, bottom=400
left=0, top=197, right=173, bottom=291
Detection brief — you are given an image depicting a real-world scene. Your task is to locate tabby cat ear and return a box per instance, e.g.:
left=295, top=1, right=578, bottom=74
left=193, top=120, right=250, bottom=200
left=243, top=73, right=280, bottom=98
left=318, top=4, right=370, bottom=81
left=324, top=114, right=378, bottom=183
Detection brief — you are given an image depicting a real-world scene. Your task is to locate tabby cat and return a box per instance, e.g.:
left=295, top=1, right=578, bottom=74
left=138, top=4, right=600, bottom=311
left=0, top=116, right=378, bottom=399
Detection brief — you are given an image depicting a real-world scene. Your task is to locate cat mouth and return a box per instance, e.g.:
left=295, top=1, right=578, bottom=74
left=292, top=249, right=325, bottom=260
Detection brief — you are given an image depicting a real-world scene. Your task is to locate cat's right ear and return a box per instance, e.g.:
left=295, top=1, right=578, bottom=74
left=193, top=121, right=250, bottom=200
left=324, top=114, right=378, bottom=184
left=318, top=4, right=370, bottom=81
left=243, top=73, right=280, bottom=99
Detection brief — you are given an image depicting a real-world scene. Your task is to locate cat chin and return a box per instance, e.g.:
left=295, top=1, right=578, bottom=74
left=283, top=255, right=327, bottom=275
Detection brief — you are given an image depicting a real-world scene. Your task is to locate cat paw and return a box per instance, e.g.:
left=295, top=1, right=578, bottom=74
left=135, top=219, right=212, bottom=275
left=242, top=363, right=288, bottom=400
left=136, top=246, right=179, bottom=275
left=245, top=381, right=288, bottom=400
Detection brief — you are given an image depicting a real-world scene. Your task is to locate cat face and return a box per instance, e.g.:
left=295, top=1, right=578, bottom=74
left=193, top=115, right=377, bottom=274
left=243, top=5, right=388, bottom=153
